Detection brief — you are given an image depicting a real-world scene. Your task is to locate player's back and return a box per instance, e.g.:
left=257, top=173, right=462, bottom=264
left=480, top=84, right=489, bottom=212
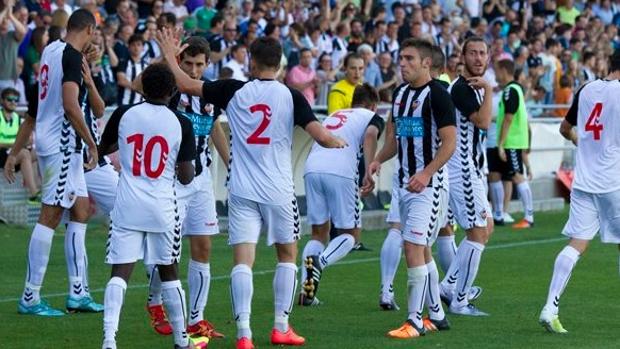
left=573, top=79, right=620, bottom=193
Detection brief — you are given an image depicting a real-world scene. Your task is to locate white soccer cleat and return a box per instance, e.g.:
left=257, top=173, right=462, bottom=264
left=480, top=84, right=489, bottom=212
left=449, top=303, right=489, bottom=317
left=502, top=212, right=515, bottom=223
left=539, top=307, right=568, bottom=334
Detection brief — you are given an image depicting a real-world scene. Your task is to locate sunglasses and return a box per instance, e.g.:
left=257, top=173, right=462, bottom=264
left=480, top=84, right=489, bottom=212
left=4, top=96, right=19, bottom=102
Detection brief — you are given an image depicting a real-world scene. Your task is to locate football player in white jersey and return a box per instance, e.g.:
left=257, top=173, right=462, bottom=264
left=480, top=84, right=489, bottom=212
left=157, top=30, right=346, bottom=349
left=539, top=50, right=620, bottom=334
left=4, top=9, right=99, bottom=317
left=299, top=84, right=385, bottom=306
left=98, top=63, right=197, bottom=349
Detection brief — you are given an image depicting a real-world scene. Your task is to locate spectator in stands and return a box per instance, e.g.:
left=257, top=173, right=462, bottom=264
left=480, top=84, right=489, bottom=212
left=553, top=75, right=572, bottom=117
left=51, top=0, right=72, bottom=15
left=377, top=51, right=398, bottom=102
left=224, top=44, right=248, bottom=81
left=557, top=0, right=580, bottom=26
left=357, top=44, right=383, bottom=88
left=142, top=17, right=159, bottom=59
left=327, top=53, right=364, bottom=114
left=51, top=8, right=68, bottom=28
left=0, top=1, right=27, bottom=93
left=152, top=0, right=164, bottom=18
left=92, top=26, right=119, bottom=105
left=204, top=13, right=224, bottom=41
left=218, top=66, right=233, bottom=80
left=204, top=18, right=237, bottom=80
left=193, top=0, right=216, bottom=34
left=331, top=22, right=349, bottom=70
left=116, top=34, right=147, bottom=105
left=347, top=18, right=364, bottom=53
left=286, top=48, right=317, bottom=105
left=0, top=88, right=39, bottom=201
left=163, top=0, right=188, bottom=22
left=23, top=27, right=48, bottom=92
left=581, top=51, right=597, bottom=82
left=315, top=52, right=337, bottom=107
left=526, top=85, right=549, bottom=118
left=445, top=53, right=460, bottom=82
left=157, top=11, right=176, bottom=30
left=114, top=22, right=134, bottom=63
left=9, top=58, right=27, bottom=107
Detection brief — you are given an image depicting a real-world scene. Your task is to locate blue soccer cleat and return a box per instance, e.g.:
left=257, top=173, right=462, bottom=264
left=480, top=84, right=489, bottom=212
left=66, top=295, right=104, bottom=313
left=18, top=299, right=65, bottom=316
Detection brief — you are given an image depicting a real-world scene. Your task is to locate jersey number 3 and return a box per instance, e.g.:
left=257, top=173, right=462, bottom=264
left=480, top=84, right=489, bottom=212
left=585, top=102, right=603, bottom=140
left=127, top=134, right=169, bottom=178
left=247, top=104, right=272, bottom=145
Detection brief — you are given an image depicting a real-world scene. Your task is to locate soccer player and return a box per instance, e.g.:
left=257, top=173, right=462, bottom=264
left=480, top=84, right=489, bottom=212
left=539, top=51, right=620, bottom=334
left=4, top=9, right=99, bottom=316
left=98, top=62, right=196, bottom=349
left=299, top=83, right=385, bottom=306
left=366, top=38, right=456, bottom=338
left=157, top=30, right=346, bottom=349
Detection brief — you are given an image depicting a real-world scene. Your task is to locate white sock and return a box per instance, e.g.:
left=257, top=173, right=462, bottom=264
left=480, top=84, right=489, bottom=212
left=380, top=228, right=402, bottom=298
left=517, top=182, right=534, bottom=222
left=273, top=263, right=297, bottom=333
left=319, top=233, right=355, bottom=268
left=188, top=260, right=211, bottom=326
left=440, top=239, right=464, bottom=293
left=103, top=277, right=127, bottom=343
left=300, top=240, right=324, bottom=285
left=489, top=181, right=504, bottom=219
left=453, top=239, right=485, bottom=308
left=406, top=265, right=429, bottom=328
left=22, top=223, right=55, bottom=305
left=161, top=280, right=189, bottom=347
left=544, top=246, right=580, bottom=315
left=425, top=260, right=445, bottom=321
left=436, top=235, right=457, bottom=274
left=146, top=264, right=163, bottom=306
left=65, top=222, right=87, bottom=298
left=231, top=264, right=253, bottom=339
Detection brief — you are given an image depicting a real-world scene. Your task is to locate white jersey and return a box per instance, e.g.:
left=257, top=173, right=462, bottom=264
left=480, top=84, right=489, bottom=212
left=35, top=40, right=85, bottom=156
left=565, top=79, right=620, bottom=193
left=305, top=108, right=384, bottom=180
left=100, top=102, right=195, bottom=232
left=201, top=79, right=317, bottom=204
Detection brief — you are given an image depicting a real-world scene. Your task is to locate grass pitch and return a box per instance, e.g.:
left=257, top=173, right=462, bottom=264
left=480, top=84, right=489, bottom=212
left=1, top=208, right=619, bottom=349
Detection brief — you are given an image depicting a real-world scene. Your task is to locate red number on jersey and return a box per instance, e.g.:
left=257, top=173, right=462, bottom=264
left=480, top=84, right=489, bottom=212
left=247, top=104, right=272, bottom=144
left=39, top=64, right=50, bottom=100
left=585, top=102, right=603, bottom=140
left=127, top=134, right=170, bottom=178
left=325, top=112, right=348, bottom=130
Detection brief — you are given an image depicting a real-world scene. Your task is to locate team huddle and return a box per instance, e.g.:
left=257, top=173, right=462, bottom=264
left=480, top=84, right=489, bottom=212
left=3, top=8, right=620, bottom=349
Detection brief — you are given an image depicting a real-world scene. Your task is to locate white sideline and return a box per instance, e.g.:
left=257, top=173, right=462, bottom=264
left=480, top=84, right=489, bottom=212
left=0, top=236, right=567, bottom=304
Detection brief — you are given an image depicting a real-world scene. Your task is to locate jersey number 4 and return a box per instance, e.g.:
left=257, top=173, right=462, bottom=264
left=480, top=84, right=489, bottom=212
left=247, top=104, right=272, bottom=145
left=585, top=102, right=603, bottom=140
left=127, top=134, right=169, bottom=179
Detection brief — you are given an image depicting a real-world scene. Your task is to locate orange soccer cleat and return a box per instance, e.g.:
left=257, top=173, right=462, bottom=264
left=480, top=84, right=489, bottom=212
left=146, top=304, right=172, bottom=335
left=187, top=319, right=225, bottom=339
left=387, top=320, right=426, bottom=339
left=236, top=337, right=255, bottom=349
left=270, top=327, right=306, bottom=346
left=512, top=219, right=534, bottom=229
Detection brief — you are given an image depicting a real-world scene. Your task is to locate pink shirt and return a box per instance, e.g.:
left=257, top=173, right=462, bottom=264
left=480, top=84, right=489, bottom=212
left=287, top=65, right=316, bottom=105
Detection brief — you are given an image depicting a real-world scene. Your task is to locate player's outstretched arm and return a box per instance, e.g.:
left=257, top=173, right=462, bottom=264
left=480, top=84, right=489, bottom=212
left=3, top=114, right=35, bottom=183
left=156, top=28, right=203, bottom=97
left=304, top=121, right=347, bottom=148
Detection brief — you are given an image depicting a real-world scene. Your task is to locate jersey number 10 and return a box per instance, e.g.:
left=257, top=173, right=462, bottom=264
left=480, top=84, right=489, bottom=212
left=127, top=133, right=169, bottom=179
left=585, top=102, right=603, bottom=140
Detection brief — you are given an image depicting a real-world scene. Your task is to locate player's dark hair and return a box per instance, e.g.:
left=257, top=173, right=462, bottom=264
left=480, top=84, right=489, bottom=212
left=609, top=50, right=620, bottom=72
left=141, top=63, right=176, bottom=100
left=128, top=34, right=144, bottom=45
left=1, top=87, right=20, bottom=100
left=462, top=36, right=488, bottom=55
left=496, top=58, right=515, bottom=76
left=343, top=52, right=363, bottom=67
left=66, top=9, right=96, bottom=32
left=180, top=36, right=211, bottom=61
left=401, top=38, right=433, bottom=60
left=351, top=83, right=379, bottom=108
left=431, top=45, right=445, bottom=72
left=219, top=67, right=234, bottom=79
left=249, top=36, right=282, bottom=70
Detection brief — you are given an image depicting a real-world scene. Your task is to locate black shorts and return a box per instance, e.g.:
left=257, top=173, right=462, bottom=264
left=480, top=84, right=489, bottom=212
left=0, top=148, right=8, bottom=168
left=486, top=147, right=525, bottom=181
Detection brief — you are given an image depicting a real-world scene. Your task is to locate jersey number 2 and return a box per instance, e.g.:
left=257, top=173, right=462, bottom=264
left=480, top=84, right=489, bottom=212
left=127, top=134, right=169, bottom=178
left=247, top=104, right=271, bottom=144
left=585, top=102, right=603, bottom=140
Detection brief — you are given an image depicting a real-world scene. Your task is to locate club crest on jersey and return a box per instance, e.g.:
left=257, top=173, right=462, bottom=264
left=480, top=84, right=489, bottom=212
left=411, top=99, right=420, bottom=111
left=480, top=210, right=488, bottom=220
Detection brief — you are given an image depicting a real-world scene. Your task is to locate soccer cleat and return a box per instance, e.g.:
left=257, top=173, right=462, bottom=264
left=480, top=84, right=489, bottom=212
left=18, top=299, right=65, bottom=316
left=297, top=293, right=321, bottom=306
left=236, top=337, right=255, bottom=349
left=271, top=327, right=306, bottom=346
left=423, top=316, right=451, bottom=331
left=493, top=218, right=505, bottom=226
left=440, top=286, right=483, bottom=305
left=449, top=303, right=489, bottom=317
left=301, top=255, right=322, bottom=304
left=187, top=319, right=225, bottom=338
left=351, top=242, right=372, bottom=251
left=379, top=294, right=400, bottom=311
left=503, top=212, right=515, bottom=223
left=539, top=308, right=568, bottom=334
left=66, top=295, right=104, bottom=313
left=512, top=219, right=534, bottom=229
left=386, top=319, right=426, bottom=339
left=147, top=304, right=173, bottom=335
left=188, top=336, right=210, bottom=349
left=102, top=339, right=117, bottom=349
left=468, top=286, right=483, bottom=301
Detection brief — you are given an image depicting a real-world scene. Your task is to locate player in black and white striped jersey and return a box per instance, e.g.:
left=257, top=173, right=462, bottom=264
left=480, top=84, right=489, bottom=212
left=116, top=34, right=148, bottom=105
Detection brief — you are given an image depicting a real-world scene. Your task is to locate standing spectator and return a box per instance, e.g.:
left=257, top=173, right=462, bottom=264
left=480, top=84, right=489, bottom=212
left=163, top=0, right=189, bottom=22
left=358, top=44, right=383, bottom=88
left=327, top=52, right=364, bottom=114
left=116, top=34, right=147, bottom=105
left=286, top=48, right=317, bottom=105
left=331, top=22, right=349, bottom=69
left=193, top=0, right=217, bottom=34
left=23, top=27, right=48, bottom=92
left=315, top=52, right=337, bottom=106
left=204, top=19, right=237, bottom=80
left=0, top=1, right=27, bottom=93
left=483, top=0, right=507, bottom=23
left=224, top=44, right=248, bottom=81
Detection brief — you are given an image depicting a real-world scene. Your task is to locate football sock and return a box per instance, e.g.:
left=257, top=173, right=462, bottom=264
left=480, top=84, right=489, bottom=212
left=300, top=240, right=324, bottom=285
left=489, top=181, right=504, bottom=220
left=440, top=239, right=463, bottom=293
left=436, top=235, right=457, bottom=274
left=65, top=222, right=87, bottom=298
left=319, top=233, right=355, bottom=269
left=425, top=260, right=445, bottom=321
left=517, top=182, right=534, bottom=223
left=545, top=246, right=580, bottom=315
left=406, top=265, right=429, bottom=329
left=188, top=260, right=211, bottom=326
left=103, top=277, right=126, bottom=343
left=83, top=253, right=90, bottom=296
left=380, top=228, right=402, bottom=298
left=146, top=264, right=162, bottom=306
left=22, top=223, right=55, bottom=305
left=273, top=263, right=297, bottom=333
left=231, top=264, right=253, bottom=339
left=453, top=239, right=485, bottom=308
left=161, top=280, right=189, bottom=347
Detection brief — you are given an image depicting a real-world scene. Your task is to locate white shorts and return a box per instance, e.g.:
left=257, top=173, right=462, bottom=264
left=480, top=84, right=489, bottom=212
left=105, top=222, right=182, bottom=265
left=177, top=171, right=219, bottom=236
left=39, top=152, right=88, bottom=209
left=400, top=186, right=449, bottom=246
left=386, top=185, right=401, bottom=224
left=448, top=176, right=489, bottom=230
left=304, top=173, right=361, bottom=229
left=562, top=188, right=620, bottom=244
left=85, top=162, right=119, bottom=215
left=227, top=193, right=300, bottom=246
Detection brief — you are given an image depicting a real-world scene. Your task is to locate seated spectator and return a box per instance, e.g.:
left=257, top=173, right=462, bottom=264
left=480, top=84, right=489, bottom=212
left=224, top=44, right=249, bottom=81
left=286, top=48, right=317, bottom=105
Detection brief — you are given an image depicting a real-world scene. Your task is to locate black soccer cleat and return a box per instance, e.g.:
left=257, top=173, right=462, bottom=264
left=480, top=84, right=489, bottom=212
left=301, top=255, right=323, bottom=305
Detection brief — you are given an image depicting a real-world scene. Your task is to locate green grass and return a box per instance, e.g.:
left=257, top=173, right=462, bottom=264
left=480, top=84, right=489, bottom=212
left=1, top=209, right=619, bottom=348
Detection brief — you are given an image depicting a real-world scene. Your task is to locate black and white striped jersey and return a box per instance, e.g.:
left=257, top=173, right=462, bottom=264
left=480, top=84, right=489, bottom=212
left=391, top=80, right=456, bottom=189
left=447, top=76, right=485, bottom=182
left=204, top=35, right=236, bottom=80
left=118, top=56, right=148, bottom=105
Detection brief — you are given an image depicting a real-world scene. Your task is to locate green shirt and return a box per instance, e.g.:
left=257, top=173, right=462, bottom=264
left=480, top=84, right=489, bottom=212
left=557, top=6, right=580, bottom=25
left=194, top=7, right=217, bottom=32
left=0, top=110, right=20, bottom=146
left=497, top=82, right=529, bottom=149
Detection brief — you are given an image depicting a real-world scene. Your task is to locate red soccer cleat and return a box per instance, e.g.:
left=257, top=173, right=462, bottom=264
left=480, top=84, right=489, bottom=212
left=236, top=337, right=255, bottom=349
left=270, top=327, right=306, bottom=346
left=146, top=304, right=172, bottom=335
left=512, top=219, right=534, bottom=229
left=187, top=319, right=225, bottom=339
